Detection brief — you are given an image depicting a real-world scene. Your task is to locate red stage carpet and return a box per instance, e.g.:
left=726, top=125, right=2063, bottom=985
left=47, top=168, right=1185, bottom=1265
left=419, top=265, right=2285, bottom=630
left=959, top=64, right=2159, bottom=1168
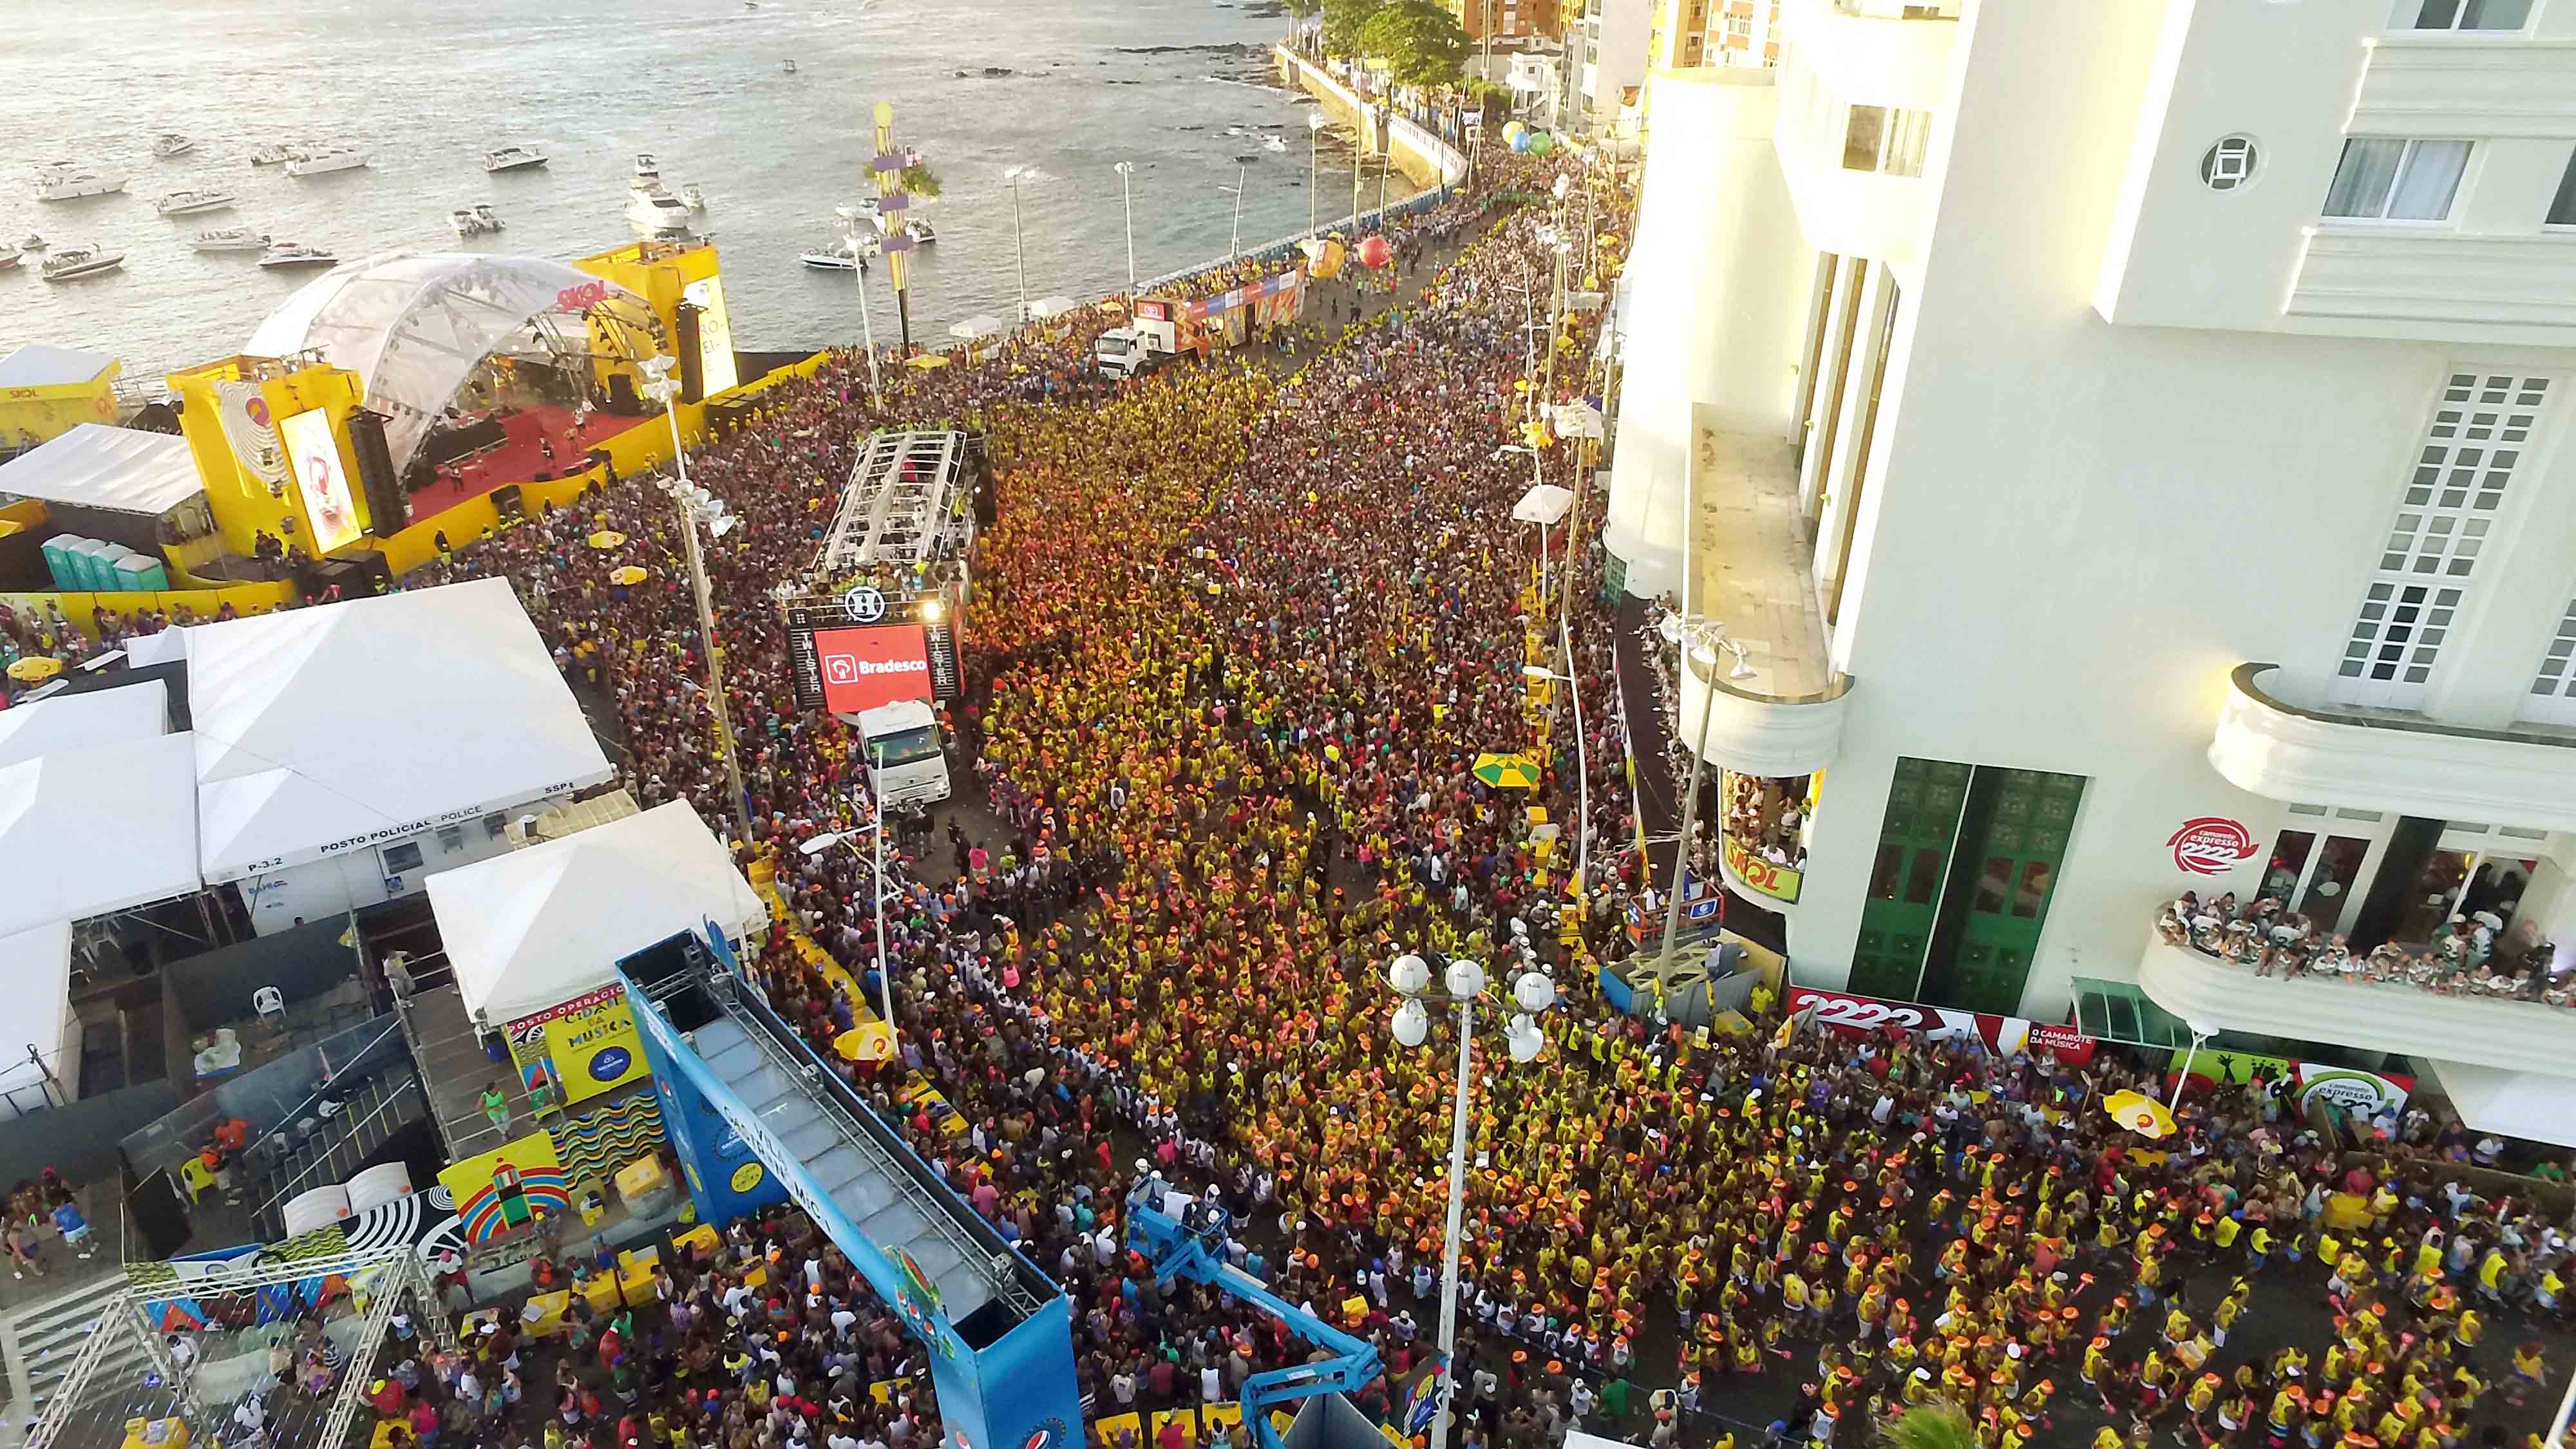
left=403, top=408, right=650, bottom=523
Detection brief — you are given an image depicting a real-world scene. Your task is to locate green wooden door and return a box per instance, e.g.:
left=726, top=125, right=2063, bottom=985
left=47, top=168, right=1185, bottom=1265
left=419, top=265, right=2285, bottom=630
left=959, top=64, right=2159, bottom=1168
left=1940, top=768, right=2085, bottom=1016
left=1849, top=758, right=1970, bottom=1000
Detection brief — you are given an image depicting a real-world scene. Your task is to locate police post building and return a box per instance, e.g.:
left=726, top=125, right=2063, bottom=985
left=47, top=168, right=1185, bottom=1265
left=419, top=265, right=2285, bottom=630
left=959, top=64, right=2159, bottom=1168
left=1603, top=0, right=2576, bottom=1135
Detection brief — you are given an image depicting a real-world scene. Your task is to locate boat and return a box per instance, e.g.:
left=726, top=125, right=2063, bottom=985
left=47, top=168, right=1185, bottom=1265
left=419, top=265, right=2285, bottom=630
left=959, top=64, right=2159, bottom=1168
left=474, top=202, right=503, bottom=231
left=155, top=188, right=237, bottom=216
left=153, top=133, right=196, bottom=159
left=1264, top=135, right=1289, bottom=153
left=680, top=184, right=706, bottom=211
left=33, top=164, right=129, bottom=202
left=449, top=203, right=505, bottom=236
left=625, top=154, right=694, bottom=236
left=482, top=144, right=548, bottom=173
left=191, top=226, right=267, bottom=252
left=900, top=220, right=938, bottom=245
left=257, top=241, right=337, bottom=269
left=249, top=144, right=292, bottom=166
left=20, top=234, right=44, bottom=251
left=40, top=245, right=124, bottom=281
left=0, top=245, right=18, bottom=272
left=782, top=59, right=797, bottom=73
left=800, top=234, right=879, bottom=271
left=285, top=147, right=369, bottom=178
left=1234, top=153, right=1261, bottom=164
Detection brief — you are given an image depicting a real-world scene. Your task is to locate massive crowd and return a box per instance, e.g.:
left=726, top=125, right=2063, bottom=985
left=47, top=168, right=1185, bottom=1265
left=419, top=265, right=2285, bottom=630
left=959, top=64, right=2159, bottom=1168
left=17, top=147, right=2571, bottom=1449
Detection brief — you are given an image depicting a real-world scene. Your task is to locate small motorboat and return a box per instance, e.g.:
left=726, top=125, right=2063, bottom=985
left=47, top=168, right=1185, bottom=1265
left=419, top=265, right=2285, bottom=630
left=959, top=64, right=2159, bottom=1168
left=449, top=204, right=504, bottom=236
left=1233, top=153, right=1260, bottom=164
left=41, top=244, right=124, bottom=281
left=782, top=59, right=798, bottom=73
left=191, top=226, right=267, bottom=252
left=0, top=245, right=19, bottom=272
left=249, top=143, right=292, bottom=166
left=1264, top=135, right=1289, bottom=153
left=902, top=220, right=938, bottom=245
left=800, top=235, right=878, bottom=272
left=482, top=144, right=548, bottom=173
left=156, top=188, right=237, bottom=216
left=1224, top=125, right=1246, bottom=137
left=33, top=164, right=128, bottom=202
left=20, top=234, right=45, bottom=252
left=258, top=240, right=337, bottom=269
left=680, top=184, right=706, bottom=211
left=153, top=133, right=196, bottom=159
left=285, top=147, right=369, bottom=177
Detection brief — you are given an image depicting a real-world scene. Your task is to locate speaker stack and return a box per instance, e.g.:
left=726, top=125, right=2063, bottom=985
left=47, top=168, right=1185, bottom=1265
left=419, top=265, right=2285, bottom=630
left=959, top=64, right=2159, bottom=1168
left=347, top=410, right=410, bottom=536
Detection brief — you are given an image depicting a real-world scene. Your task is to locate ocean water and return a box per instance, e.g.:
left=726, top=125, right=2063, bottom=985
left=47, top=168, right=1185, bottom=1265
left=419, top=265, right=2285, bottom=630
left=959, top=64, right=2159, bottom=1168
left=1, top=0, right=1386, bottom=377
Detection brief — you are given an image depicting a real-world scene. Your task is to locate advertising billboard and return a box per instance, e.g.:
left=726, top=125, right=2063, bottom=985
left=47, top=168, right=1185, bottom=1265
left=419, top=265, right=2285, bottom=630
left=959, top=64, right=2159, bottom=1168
left=281, top=407, right=363, bottom=553
left=682, top=277, right=741, bottom=395
left=815, top=623, right=933, bottom=716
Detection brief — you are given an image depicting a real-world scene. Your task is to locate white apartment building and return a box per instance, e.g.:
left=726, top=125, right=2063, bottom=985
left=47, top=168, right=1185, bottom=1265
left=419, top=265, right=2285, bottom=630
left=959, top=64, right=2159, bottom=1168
left=1603, top=0, right=2576, bottom=1130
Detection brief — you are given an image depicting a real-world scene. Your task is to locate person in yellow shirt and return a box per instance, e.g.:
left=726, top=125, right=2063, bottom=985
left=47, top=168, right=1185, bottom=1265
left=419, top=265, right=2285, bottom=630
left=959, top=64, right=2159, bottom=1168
left=2506, top=1341, right=2546, bottom=1406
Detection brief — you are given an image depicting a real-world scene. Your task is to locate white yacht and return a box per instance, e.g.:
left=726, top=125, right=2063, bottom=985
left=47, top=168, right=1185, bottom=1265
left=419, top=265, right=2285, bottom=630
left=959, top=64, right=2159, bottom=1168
left=249, top=143, right=292, bottom=166
left=153, top=133, right=196, bottom=159
left=257, top=241, right=337, bottom=269
left=679, top=183, right=706, bottom=211
left=33, top=164, right=129, bottom=202
left=448, top=203, right=505, bottom=236
left=625, top=154, right=694, bottom=236
left=41, top=245, right=124, bottom=281
left=191, top=226, right=267, bottom=252
left=799, top=234, right=878, bottom=271
left=482, top=144, right=548, bottom=173
left=155, top=188, right=237, bottom=216
left=285, top=147, right=368, bottom=178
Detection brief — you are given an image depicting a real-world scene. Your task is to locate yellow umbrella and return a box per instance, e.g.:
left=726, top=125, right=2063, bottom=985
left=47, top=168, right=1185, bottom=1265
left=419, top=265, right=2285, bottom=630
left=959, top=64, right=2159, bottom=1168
left=608, top=565, right=649, bottom=586
left=906, top=354, right=951, bottom=370
left=586, top=530, right=627, bottom=550
left=1472, top=752, right=1543, bottom=790
left=5, top=656, right=64, bottom=683
left=835, top=1021, right=897, bottom=1064
left=2103, top=1089, right=2177, bottom=1139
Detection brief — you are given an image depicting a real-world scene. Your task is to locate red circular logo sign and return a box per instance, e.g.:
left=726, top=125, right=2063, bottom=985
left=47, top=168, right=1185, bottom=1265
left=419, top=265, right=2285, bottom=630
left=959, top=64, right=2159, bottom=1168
left=2167, top=817, right=2257, bottom=876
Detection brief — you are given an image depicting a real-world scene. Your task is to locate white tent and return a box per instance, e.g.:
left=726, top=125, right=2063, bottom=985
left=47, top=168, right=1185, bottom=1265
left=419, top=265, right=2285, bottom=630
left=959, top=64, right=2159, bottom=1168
left=1510, top=482, right=1576, bottom=527
left=1027, top=296, right=1081, bottom=321
left=430, top=800, right=767, bottom=1025
left=122, top=629, right=189, bottom=668
left=243, top=252, right=654, bottom=476
left=0, top=678, right=167, bottom=769
left=0, top=733, right=202, bottom=937
left=0, top=344, right=115, bottom=390
left=2419, top=1057, right=2576, bottom=1150
left=186, top=578, right=614, bottom=884
left=0, top=425, right=205, bottom=516
left=947, top=315, right=1004, bottom=341
left=0, top=920, right=77, bottom=1119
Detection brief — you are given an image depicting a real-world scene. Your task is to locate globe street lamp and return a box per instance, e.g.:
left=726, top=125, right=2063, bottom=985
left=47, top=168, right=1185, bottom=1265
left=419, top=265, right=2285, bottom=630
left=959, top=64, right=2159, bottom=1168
left=640, top=356, right=749, bottom=840
left=1387, top=951, right=1556, bottom=1449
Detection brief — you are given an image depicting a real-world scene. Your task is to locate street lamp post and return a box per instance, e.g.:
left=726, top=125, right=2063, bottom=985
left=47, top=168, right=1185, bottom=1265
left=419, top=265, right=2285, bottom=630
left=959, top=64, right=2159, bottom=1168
left=1524, top=624, right=1589, bottom=893
left=639, top=356, right=750, bottom=840
left=1306, top=111, right=1326, bottom=237
left=799, top=798, right=900, bottom=1057
left=1220, top=164, right=1248, bottom=262
left=1112, top=161, right=1138, bottom=294
left=834, top=206, right=882, bottom=402
left=1653, top=612, right=1752, bottom=989
left=1002, top=164, right=1037, bottom=323
left=1388, top=952, right=1555, bottom=1449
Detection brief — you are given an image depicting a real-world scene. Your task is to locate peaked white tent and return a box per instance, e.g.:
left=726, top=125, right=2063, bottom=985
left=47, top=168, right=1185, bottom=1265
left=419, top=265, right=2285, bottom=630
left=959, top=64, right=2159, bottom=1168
left=430, top=800, right=767, bottom=1025
left=0, top=920, right=78, bottom=1120
left=185, top=578, right=614, bottom=884
left=0, top=678, right=167, bottom=769
left=0, top=425, right=205, bottom=516
left=0, top=732, right=202, bottom=937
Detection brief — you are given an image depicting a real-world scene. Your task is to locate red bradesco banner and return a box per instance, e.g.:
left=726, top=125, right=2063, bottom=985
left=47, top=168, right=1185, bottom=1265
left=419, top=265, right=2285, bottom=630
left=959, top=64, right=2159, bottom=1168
left=816, top=624, right=934, bottom=715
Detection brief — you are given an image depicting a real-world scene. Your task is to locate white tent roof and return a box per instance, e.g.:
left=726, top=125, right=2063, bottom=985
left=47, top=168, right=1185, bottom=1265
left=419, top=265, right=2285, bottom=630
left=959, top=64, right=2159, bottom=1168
left=185, top=578, right=614, bottom=884
left=0, top=344, right=115, bottom=390
left=0, top=678, right=168, bottom=769
left=242, top=251, right=651, bottom=477
left=0, top=733, right=202, bottom=936
left=947, top=315, right=1004, bottom=341
left=1511, top=482, right=1576, bottom=527
left=430, top=800, right=767, bottom=1025
left=0, top=425, right=204, bottom=516
left=0, top=920, right=76, bottom=1104
left=122, top=629, right=189, bottom=668
left=1027, top=296, right=1081, bottom=321
left=2420, top=1057, right=2576, bottom=1150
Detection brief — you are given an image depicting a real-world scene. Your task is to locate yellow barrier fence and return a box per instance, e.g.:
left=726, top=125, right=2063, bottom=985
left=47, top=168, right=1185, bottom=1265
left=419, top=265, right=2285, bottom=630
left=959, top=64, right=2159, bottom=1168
left=2, top=582, right=299, bottom=642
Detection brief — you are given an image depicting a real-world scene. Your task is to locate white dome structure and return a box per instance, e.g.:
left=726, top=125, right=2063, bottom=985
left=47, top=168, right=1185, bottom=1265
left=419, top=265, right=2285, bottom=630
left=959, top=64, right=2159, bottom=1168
left=244, top=251, right=659, bottom=475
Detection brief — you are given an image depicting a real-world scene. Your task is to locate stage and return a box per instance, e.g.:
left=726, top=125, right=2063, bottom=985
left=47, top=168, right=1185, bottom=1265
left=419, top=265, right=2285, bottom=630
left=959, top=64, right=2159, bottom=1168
left=402, top=407, right=653, bottom=523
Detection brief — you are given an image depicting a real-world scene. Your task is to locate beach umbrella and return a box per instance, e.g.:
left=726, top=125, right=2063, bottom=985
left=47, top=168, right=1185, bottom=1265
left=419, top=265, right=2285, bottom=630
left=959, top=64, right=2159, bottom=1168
left=906, top=354, right=951, bottom=370
left=1356, top=236, right=1394, bottom=270
left=1473, top=752, right=1543, bottom=790
left=2103, top=1090, right=2177, bottom=1140
left=836, top=1021, right=896, bottom=1064
left=586, top=530, right=627, bottom=550
left=5, top=657, right=63, bottom=683
left=609, top=565, right=649, bottom=586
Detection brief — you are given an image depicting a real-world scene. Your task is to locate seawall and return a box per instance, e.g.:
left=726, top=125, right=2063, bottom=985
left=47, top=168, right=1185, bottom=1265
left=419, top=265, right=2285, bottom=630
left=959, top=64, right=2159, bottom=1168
left=1273, top=46, right=1470, bottom=192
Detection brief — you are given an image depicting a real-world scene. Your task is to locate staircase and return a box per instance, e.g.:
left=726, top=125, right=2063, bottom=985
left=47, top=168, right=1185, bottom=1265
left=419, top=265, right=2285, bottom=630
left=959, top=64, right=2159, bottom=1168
left=0, top=1274, right=146, bottom=1448
left=398, top=983, right=537, bottom=1163
left=250, top=1074, right=426, bottom=1240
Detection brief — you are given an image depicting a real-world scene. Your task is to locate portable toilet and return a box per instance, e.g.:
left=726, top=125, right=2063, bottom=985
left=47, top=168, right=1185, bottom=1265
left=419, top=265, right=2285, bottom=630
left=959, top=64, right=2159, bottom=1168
left=66, top=538, right=115, bottom=591
left=109, top=550, right=169, bottom=592
left=40, top=535, right=83, bottom=590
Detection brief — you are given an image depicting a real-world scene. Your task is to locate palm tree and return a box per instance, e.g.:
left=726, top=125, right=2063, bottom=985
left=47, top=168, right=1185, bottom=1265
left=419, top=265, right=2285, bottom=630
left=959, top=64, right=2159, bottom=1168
left=899, top=162, right=943, bottom=200
left=1881, top=1399, right=1976, bottom=1449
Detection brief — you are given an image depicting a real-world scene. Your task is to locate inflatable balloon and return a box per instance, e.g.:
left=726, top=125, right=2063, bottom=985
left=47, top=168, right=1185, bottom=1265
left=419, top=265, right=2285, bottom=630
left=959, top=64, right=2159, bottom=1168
left=1510, top=133, right=1533, bottom=153
left=1309, top=237, right=1349, bottom=280
left=1528, top=132, right=1555, bottom=156
left=1502, top=120, right=1527, bottom=142
left=1356, top=235, right=1394, bottom=269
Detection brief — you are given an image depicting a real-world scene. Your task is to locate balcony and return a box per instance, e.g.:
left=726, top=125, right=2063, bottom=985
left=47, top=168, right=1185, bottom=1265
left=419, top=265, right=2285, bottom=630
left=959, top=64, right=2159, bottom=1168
left=1769, top=0, right=1946, bottom=272
left=1677, top=404, right=1852, bottom=779
left=2209, top=663, right=2576, bottom=831
left=1781, top=0, right=1958, bottom=109
left=2136, top=928, right=2576, bottom=1077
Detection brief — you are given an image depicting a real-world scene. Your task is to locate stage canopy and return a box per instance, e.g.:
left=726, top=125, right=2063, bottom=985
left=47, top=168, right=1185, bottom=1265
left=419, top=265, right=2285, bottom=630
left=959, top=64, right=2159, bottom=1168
left=0, top=920, right=76, bottom=1116
left=242, top=251, right=655, bottom=477
left=186, top=578, right=615, bottom=884
left=0, top=424, right=205, bottom=516
left=0, top=343, right=115, bottom=389
left=431, top=800, right=767, bottom=1025
left=0, top=732, right=202, bottom=937
left=0, top=677, right=168, bottom=769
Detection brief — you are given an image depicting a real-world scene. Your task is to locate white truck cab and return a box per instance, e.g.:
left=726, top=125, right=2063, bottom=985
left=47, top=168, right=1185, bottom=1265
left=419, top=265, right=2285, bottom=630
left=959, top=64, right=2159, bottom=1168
left=1094, top=325, right=1165, bottom=379
left=856, top=699, right=951, bottom=808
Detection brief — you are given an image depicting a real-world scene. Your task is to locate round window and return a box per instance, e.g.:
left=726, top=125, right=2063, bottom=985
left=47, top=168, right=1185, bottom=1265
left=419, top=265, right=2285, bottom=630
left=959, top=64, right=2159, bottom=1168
left=2201, top=135, right=2259, bottom=193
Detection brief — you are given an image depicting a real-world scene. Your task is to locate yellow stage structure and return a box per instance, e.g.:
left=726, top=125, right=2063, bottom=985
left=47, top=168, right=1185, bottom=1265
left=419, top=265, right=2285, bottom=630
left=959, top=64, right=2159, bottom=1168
left=0, top=345, right=124, bottom=449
